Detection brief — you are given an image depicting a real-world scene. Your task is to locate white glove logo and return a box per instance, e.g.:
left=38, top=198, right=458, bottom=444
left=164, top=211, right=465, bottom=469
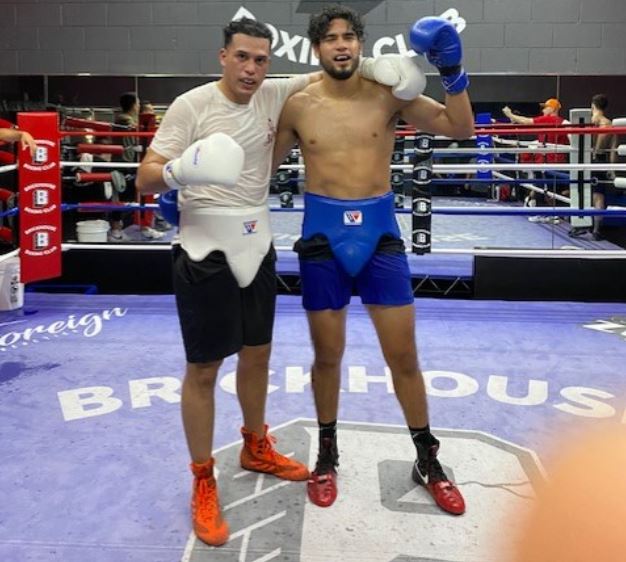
left=438, top=8, right=467, bottom=33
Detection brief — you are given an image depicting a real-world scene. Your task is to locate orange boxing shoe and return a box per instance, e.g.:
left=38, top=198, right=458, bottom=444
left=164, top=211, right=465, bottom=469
left=190, top=458, right=229, bottom=546
left=240, top=424, right=310, bottom=481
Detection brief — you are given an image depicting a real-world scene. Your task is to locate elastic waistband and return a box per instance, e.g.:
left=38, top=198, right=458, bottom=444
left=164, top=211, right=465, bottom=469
left=183, top=204, right=268, bottom=217
left=305, top=191, right=394, bottom=206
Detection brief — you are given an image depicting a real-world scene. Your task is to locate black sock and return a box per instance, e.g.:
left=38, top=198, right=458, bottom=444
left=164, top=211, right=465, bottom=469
left=409, top=424, right=437, bottom=459
left=409, top=424, right=430, bottom=443
left=319, top=419, right=337, bottom=446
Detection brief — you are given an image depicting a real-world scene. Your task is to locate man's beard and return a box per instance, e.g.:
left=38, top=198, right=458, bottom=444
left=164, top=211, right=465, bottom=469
left=320, top=56, right=359, bottom=80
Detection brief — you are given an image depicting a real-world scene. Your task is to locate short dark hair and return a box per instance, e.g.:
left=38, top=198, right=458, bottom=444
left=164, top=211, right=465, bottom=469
left=223, top=17, right=273, bottom=48
left=119, top=92, right=138, bottom=113
left=308, top=4, right=365, bottom=45
left=592, top=94, right=608, bottom=112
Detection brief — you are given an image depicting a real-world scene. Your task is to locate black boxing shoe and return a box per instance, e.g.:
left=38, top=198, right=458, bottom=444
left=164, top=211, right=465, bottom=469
left=569, top=227, right=590, bottom=238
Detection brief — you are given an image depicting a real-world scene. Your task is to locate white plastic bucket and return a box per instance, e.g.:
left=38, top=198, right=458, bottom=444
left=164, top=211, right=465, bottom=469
left=76, top=219, right=110, bottom=243
left=0, top=256, right=24, bottom=311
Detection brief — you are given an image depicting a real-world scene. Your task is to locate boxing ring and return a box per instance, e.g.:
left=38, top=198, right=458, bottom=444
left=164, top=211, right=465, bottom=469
left=3, top=110, right=626, bottom=298
left=2, top=111, right=626, bottom=562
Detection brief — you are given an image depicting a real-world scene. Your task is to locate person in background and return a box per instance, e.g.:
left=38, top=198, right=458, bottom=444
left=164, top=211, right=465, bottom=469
left=503, top=99, right=569, bottom=224
left=588, top=93, right=617, bottom=240
left=0, top=127, right=36, bottom=157
left=113, top=92, right=164, bottom=241
left=139, top=101, right=172, bottom=232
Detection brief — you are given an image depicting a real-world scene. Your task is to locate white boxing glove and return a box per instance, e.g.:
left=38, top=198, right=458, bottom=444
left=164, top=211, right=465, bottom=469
left=360, top=54, right=427, bottom=101
left=162, top=132, right=244, bottom=190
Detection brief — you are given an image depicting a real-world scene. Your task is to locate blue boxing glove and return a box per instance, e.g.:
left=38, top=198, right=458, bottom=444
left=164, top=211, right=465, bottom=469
left=409, top=17, right=469, bottom=95
left=158, top=189, right=179, bottom=227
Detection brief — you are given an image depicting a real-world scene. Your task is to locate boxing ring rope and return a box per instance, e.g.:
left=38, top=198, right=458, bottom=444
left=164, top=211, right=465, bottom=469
left=434, top=146, right=573, bottom=155
left=432, top=178, right=592, bottom=186
left=7, top=195, right=620, bottom=219
left=426, top=248, right=626, bottom=258
left=491, top=170, right=571, bottom=205
left=285, top=146, right=574, bottom=155
left=239, top=205, right=626, bottom=217
left=54, top=244, right=626, bottom=259
left=492, top=137, right=572, bottom=150
left=272, top=163, right=626, bottom=172
left=399, top=125, right=626, bottom=136
left=60, top=161, right=140, bottom=169
left=22, top=201, right=625, bottom=218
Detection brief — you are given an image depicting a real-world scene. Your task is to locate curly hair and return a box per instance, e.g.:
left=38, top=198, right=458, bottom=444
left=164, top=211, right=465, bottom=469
left=307, top=4, right=364, bottom=45
left=223, top=17, right=273, bottom=48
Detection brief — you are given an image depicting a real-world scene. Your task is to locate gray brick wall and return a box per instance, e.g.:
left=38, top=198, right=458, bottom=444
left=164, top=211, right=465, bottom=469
left=505, top=23, right=553, bottom=48
left=1, top=0, right=625, bottom=75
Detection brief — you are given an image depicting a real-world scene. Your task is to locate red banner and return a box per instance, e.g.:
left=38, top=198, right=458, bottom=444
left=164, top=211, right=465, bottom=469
left=18, top=112, right=62, bottom=283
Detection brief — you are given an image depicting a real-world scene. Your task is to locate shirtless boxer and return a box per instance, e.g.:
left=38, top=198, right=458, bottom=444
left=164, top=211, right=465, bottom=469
left=273, top=4, right=474, bottom=514
left=589, top=94, right=618, bottom=239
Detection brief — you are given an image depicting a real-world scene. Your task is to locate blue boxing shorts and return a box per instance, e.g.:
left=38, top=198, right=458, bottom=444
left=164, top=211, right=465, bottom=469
left=295, top=192, right=413, bottom=311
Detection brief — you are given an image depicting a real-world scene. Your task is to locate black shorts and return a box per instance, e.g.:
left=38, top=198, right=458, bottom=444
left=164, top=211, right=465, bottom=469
left=592, top=171, right=612, bottom=195
left=592, top=155, right=613, bottom=195
left=172, top=244, right=277, bottom=363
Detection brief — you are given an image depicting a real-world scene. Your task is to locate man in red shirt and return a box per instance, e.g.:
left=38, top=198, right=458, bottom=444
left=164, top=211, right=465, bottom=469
left=503, top=98, right=568, bottom=162
left=503, top=99, right=569, bottom=221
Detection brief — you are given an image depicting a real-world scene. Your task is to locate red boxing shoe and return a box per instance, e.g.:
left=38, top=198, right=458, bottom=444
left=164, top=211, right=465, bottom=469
left=307, top=469, right=338, bottom=507
left=307, top=437, right=339, bottom=508
left=412, top=443, right=466, bottom=516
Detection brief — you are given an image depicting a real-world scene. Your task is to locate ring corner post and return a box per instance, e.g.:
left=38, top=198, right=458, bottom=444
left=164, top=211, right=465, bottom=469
left=568, top=107, right=592, bottom=230
left=17, top=111, right=62, bottom=284
left=411, top=133, right=434, bottom=255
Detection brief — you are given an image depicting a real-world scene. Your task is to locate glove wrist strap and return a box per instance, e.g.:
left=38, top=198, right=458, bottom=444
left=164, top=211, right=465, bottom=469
left=440, top=68, right=469, bottom=95
left=439, top=64, right=462, bottom=77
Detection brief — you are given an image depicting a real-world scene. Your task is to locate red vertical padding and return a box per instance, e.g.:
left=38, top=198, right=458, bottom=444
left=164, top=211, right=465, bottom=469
left=17, top=112, right=62, bottom=283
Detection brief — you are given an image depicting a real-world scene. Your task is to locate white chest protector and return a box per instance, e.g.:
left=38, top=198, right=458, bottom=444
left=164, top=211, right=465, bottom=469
left=179, top=205, right=272, bottom=288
